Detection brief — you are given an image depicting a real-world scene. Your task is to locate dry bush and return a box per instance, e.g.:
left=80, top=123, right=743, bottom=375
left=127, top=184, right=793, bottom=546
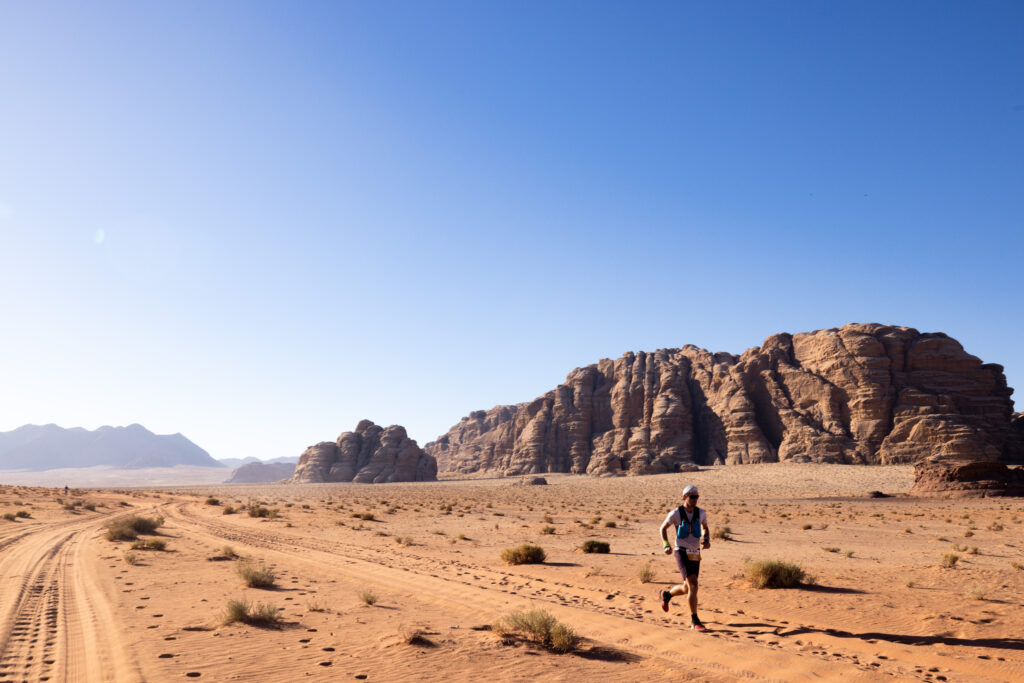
left=130, top=538, right=167, bottom=551
left=124, top=552, right=139, bottom=565
left=398, top=625, right=432, bottom=646
left=1, top=513, right=15, bottom=522
left=988, top=522, right=1004, bottom=532
left=493, top=609, right=578, bottom=654
left=223, top=599, right=280, bottom=625
left=105, top=515, right=164, bottom=541
left=359, top=589, right=378, bottom=606
left=580, top=540, right=610, bottom=554
left=822, top=547, right=840, bottom=553
left=502, top=544, right=546, bottom=565
left=222, top=545, right=238, bottom=558
left=941, top=553, right=960, bottom=568
left=637, top=562, right=656, bottom=584
left=964, top=584, right=987, bottom=600
left=801, top=523, right=812, bottom=530
left=713, top=525, right=732, bottom=540
left=205, top=497, right=220, bottom=506
left=744, top=559, right=806, bottom=588
left=541, top=526, right=555, bottom=535
left=238, top=561, right=277, bottom=588
left=352, top=512, right=375, bottom=521
left=604, top=521, right=617, bottom=528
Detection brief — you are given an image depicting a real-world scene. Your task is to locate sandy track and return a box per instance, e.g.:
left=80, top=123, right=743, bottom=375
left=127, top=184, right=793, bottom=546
left=0, top=509, right=150, bottom=682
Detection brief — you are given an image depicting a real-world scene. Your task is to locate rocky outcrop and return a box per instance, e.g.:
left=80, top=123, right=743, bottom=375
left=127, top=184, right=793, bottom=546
left=290, top=420, right=437, bottom=484
left=910, top=458, right=1024, bottom=497
left=426, top=324, right=1022, bottom=479
left=225, top=461, right=295, bottom=484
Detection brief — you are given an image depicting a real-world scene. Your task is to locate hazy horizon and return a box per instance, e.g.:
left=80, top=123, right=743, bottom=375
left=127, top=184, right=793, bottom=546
left=2, top=2, right=1021, bottom=463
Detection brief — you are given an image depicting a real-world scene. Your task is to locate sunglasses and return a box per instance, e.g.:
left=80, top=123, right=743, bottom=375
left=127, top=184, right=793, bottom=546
left=687, top=494, right=699, bottom=499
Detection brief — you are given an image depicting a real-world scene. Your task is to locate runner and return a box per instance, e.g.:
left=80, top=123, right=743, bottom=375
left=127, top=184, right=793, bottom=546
left=658, top=484, right=710, bottom=631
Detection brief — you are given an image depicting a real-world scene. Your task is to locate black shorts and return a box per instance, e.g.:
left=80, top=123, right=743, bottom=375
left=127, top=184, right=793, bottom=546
left=673, top=548, right=700, bottom=579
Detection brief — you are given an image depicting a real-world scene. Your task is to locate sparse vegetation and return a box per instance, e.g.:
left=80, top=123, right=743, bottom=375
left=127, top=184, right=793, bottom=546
left=205, top=497, right=221, bottom=506
left=223, top=599, right=281, bottom=625
left=580, top=540, right=610, bottom=554
left=352, top=512, right=375, bottom=521
left=964, top=584, right=987, bottom=600
left=502, top=544, right=546, bottom=565
left=130, top=538, right=167, bottom=551
left=493, top=609, right=578, bottom=654
left=744, top=559, right=807, bottom=588
left=123, top=552, right=139, bottom=565
left=222, top=505, right=237, bottom=514
left=637, top=562, right=656, bottom=583
left=941, top=553, right=960, bottom=568
left=823, top=547, right=840, bottom=553
left=238, top=561, right=277, bottom=588
left=359, top=589, right=378, bottom=606
left=398, top=625, right=432, bottom=646
left=604, top=521, right=616, bottom=528
left=712, top=525, right=732, bottom=540
left=541, top=526, right=555, bottom=535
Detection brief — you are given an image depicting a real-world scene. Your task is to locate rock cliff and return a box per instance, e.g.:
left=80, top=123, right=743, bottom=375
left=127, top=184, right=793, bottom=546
left=426, top=324, right=1022, bottom=480
left=290, top=420, right=437, bottom=484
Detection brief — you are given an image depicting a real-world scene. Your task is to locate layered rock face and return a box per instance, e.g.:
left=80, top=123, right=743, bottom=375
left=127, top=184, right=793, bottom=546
left=290, top=420, right=437, bottom=484
left=426, top=324, right=1022, bottom=478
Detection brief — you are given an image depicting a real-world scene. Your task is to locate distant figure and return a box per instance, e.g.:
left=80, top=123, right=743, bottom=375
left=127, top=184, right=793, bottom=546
left=64, top=485, right=69, bottom=496
left=658, top=484, right=711, bottom=631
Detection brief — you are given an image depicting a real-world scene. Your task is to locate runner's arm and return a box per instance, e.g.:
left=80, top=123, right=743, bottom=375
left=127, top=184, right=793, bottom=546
left=701, top=518, right=711, bottom=549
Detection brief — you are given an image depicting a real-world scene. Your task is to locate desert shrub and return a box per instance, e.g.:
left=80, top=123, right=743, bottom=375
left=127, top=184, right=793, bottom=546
left=502, top=544, right=546, bottom=565
left=493, top=609, right=578, bottom=654
left=541, top=526, right=555, bottom=535
left=14, top=510, right=31, bottom=518
left=81, top=502, right=96, bottom=511
left=221, top=545, right=238, bottom=558
left=964, top=584, right=987, bottom=600
left=205, top=497, right=221, bottom=506
left=238, top=561, right=276, bottom=588
left=744, top=559, right=806, bottom=588
left=247, top=505, right=272, bottom=518
left=637, top=562, right=656, bottom=584
left=394, top=536, right=413, bottom=546
left=580, top=540, right=610, bottom=554
left=822, top=547, right=839, bottom=553
left=2, top=513, right=16, bottom=521
left=124, top=552, right=139, bottom=565
left=988, top=522, right=1004, bottom=532
left=604, top=521, right=617, bottom=528
left=713, top=525, right=732, bottom=540
left=131, top=538, right=167, bottom=551
left=456, top=533, right=467, bottom=541
left=223, top=599, right=280, bottom=625
left=352, top=512, right=375, bottom=521
left=964, top=530, right=974, bottom=538
left=801, top=523, right=812, bottom=530
left=359, top=589, right=378, bottom=606
left=942, top=553, right=960, bottom=568
left=1010, top=561, right=1024, bottom=571
left=222, top=505, right=237, bottom=515
left=399, top=625, right=432, bottom=646
left=105, top=515, right=164, bottom=541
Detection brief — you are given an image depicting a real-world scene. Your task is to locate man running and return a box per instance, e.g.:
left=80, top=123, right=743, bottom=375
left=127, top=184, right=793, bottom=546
left=658, top=484, right=710, bottom=631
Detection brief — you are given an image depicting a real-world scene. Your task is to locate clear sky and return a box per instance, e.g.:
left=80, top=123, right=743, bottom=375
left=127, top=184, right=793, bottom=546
left=1, top=2, right=1021, bottom=463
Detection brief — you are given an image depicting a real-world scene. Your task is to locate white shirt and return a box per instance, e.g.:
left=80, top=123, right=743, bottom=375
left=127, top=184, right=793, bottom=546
left=664, top=506, right=707, bottom=550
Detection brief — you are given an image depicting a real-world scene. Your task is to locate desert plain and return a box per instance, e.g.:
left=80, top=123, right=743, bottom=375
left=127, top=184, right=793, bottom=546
left=1, top=464, right=1023, bottom=682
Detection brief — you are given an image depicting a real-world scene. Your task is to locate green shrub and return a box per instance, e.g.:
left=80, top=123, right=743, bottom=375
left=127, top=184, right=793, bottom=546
left=493, top=609, right=578, bottom=654
left=238, top=561, right=277, bottom=588
left=580, top=540, right=610, bottom=554
left=744, top=559, right=806, bottom=588
left=501, top=544, right=546, bottom=565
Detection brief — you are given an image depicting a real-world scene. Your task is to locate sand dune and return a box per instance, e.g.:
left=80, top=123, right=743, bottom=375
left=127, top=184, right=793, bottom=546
left=1, top=464, right=1022, bottom=681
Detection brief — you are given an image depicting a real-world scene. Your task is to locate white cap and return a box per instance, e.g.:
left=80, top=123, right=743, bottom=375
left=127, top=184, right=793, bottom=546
left=683, top=485, right=699, bottom=497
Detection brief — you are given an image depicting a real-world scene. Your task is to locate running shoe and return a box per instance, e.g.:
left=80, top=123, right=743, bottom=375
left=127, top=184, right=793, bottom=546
left=691, top=622, right=707, bottom=632
left=659, top=590, right=671, bottom=612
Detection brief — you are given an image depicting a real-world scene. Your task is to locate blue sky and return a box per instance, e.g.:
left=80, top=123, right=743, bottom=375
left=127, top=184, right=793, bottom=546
left=1, top=2, right=1021, bottom=463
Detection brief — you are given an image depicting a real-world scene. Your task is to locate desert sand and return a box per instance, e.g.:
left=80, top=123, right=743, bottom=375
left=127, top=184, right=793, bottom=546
left=1, top=464, right=1022, bottom=682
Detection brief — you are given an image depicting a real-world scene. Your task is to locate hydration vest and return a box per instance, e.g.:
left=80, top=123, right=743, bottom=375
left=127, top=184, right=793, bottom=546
left=676, top=506, right=702, bottom=540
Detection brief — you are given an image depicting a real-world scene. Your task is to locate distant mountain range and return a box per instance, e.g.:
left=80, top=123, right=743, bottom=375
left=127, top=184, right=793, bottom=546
left=217, top=456, right=298, bottom=468
left=0, top=424, right=219, bottom=471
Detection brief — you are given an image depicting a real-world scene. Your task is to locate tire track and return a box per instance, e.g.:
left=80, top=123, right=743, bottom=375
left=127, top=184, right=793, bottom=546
left=0, top=508, right=155, bottom=683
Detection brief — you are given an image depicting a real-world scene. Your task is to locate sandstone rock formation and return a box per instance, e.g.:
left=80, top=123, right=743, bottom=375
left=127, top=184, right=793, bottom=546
left=910, top=458, right=1024, bottom=497
left=225, top=461, right=295, bottom=484
left=290, top=420, right=437, bottom=484
left=426, top=324, right=1022, bottom=480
